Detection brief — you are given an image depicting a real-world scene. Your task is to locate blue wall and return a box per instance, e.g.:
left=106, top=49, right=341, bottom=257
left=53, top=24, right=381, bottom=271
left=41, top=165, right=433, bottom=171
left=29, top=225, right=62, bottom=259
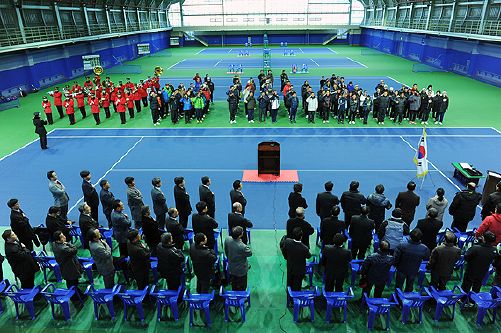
left=360, top=28, right=501, bottom=88
left=0, top=31, right=171, bottom=96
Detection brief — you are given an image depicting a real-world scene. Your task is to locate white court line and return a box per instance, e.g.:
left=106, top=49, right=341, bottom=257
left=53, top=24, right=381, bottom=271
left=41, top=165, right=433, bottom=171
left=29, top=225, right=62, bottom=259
left=112, top=168, right=442, bottom=173
left=67, top=136, right=144, bottom=214
left=387, top=76, right=403, bottom=85
left=50, top=126, right=501, bottom=131
left=48, top=134, right=501, bottom=139
left=167, top=59, right=185, bottom=70
left=195, top=49, right=205, bottom=55
left=346, top=57, right=368, bottom=68
left=327, top=47, right=337, bottom=54
left=299, top=48, right=304, bottom=54
left=491, top=127, right=501, bottom=135
left=228, top=48, right=233, bottom=54
left=310, top=58, right=320, bottom=67
left=0, top=129, right=55, bottom=162
left=213, top=60, right=222, bottom=68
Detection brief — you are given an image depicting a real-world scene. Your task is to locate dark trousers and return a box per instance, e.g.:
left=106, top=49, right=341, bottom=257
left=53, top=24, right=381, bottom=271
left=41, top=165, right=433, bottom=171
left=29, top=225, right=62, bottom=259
left=93, top=113, right=101, bottom=125
left=151, top=108, right=159, bottom=124
left=128, top=107, right=134, bottom=118
left=287, top=272, right=304, bottom=291
left=351, top=243, right=369, bottom=260
left=179, top=213, right=189, bottom=229
left=230, top=274, right=248, bottom=291
left=66, top=279, right=84, bottom=301
left=56, top=105, right=64, bottom=118
left=325, top=275, right=345, bottom=292
left=348, top=110, right=356, bottom=122
left=270, top=108, right=278, bottom=122
left=461, top=273, right=483, bottom=293
left=196, top=276, right=211, bottom=294
left=393, top=112, right=403, bottom=123
left=39, top=133, right=48, bottom=149
left=184, top=109, right=192, bottom=123
left=90, top=205, right=99, bottom=223
left=421, top=110, right=430, bottom=122
left=362, top=107, right=369, bottom=124
left=104, top=107, right=111, bottom=118
left=104, top=212, right=112, bottom=228
left=142, top=97, right=148, bottom=107
left=156, top=213, right=166, bottom=229
left=119, top=112, right=126, bottom=124
left=259, top=107, right=266, bottom=122
left=118, top=242, right=128, bottom=257
left=134, top=272, right=149, bottom=290
left=134, top=100, right=142, bottom=113
left=247, top=108, right=254, bottom=121
left=307, top=111, right=315, bottom=123
left=430, top=273, right=450, bottom=290
left=19, top=272, right=36, bottom=289
left=436, top=112, right=445, bottom=122
left=290, top=107, right=297, bottom=121
left=451, top=219, right=469, bottom=232
left=337, top=110, right=345, bottom=123
left=377, top=108, right=386, bottom=122
left=79, top=106, right=86, bottom=118
left=229, top=106, right=237, bottom=121
left=166, top=274, right=181, bottom=291
left=344, top=213, right=353, bottom=228
left=45, top=113, right=53, bottom=124
left=395, top=271, right=416, bottom=292
left=68, top=113, right=76, bottom=125
left=409, top=110, right=418, bottom=121
left=171, top=106, right=178, bottom=123
left=59, top=204, right=68, bottom=220
left=364, top=282, right=385, bottom=298
left=103, top=272, right=115, bottom=289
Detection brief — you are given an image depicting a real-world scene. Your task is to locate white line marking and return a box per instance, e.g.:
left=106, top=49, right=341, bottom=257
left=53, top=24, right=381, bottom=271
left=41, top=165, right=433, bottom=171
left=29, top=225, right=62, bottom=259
left=213, top=59, right=222, bottom=68
left=299, top=48, right=304, bottom=54
left=167, top=59, right=185, bottom=70
left=310, top=58, right=320, bottom=67
left=50, top=126, right=500, bottom=131
left=67, top=136, right=144, bottom=214
left=491, top=127, right=501, bottom=135
left=0, top=129, right=55, bottom=162
left=195, top=49, right=205, bottom=55
left=387, top=76, right=403, bottom=85
left=228, top=48, right=233, bottom=54
left=111, top=168, right=441, bottom=173
left=346, top=57, right=368, bottom=68
left=327, top=47, right=337, bottom=54
left=48, top=134, right=501, bottom=139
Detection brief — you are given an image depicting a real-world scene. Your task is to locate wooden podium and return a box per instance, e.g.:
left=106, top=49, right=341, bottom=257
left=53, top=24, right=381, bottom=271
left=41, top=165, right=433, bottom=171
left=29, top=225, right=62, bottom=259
left=258, top=141, right=280, bottom=176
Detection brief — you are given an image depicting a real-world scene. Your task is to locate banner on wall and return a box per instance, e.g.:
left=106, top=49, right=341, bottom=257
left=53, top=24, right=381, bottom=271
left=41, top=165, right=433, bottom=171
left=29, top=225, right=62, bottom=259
left=170, top=37, right=180, bottom=46
left=82, top=55, right=101, bottom=70
left=137, top=43, right=151, bottom=55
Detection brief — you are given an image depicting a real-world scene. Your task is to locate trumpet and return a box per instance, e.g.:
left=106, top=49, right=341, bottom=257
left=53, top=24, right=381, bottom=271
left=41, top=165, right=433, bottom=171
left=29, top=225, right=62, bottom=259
left=93, top=65, right=104, bottom=75
left=154, top=66, right=163, bottom=76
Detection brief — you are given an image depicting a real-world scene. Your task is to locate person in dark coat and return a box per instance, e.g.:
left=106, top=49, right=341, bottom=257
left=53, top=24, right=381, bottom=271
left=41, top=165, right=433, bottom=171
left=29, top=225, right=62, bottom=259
left=80, top=170, right=99, bottom=222
left=361, top=240, right=393, bottom=298
left=367, top=184, right=392, bottom=230
left=286, top=207, right=314, bottom=248
left=33, top=112, right=48, bottom=149
left=78, top=202, right=99, bottom=249
left=111, top=200, right=132, bottom=257
left=45, top=206, right=72, bottom=241
left=3, top=230, right=39, bottom=288
left=481, top=181, right=501, bottom=220
left=394, top=228, right=430, bottom=292
left=141, top=206, right=161, bottom=256
left=340, top=181, right=367, bottom=227
left=190, top=233, right=217, bottom=293
left=199, top=176, right=216, bottom=218
left=151, top=177, right=168, bottom=229
left=230, top=180, right=247, bottom=215
left=174, top=177, right=192, bottom=228
left=99, top=179, right=115, bottom=228
left=322, top=233, right=352, bottom=292
left=52, top=230, right=84, bottom=300
left=288, top=183, right=308, bottom=218
left=349, top=206, right=375, bottom=259
left=449, top=182, right=482, bottom=232
left=8, top=199, right=39, bottom=251
left=125, top=176, right=144, bottom=229
left=395, top=181, right=420, bottom=226
left=316, top=181, right=340, bottom=222
left=165, top=208, right=185, bottom=250
left=282, top=227, right=312, bottom=291
left=320, top=206, right=346, bottom=246
left=426, top=231, right=461, bottom=290
left=228, top=202, right=253, bottom=244
left=88, top=229, right=116, bottom=289
left=192, top=201, right=219, bottom=251
left=415, top=208, right=443, bottom=252
left=157, top=233, right=185, bottom=290
left=127, top=229, right=151, bottom=290
left=462, top=231, right=498, bottom=295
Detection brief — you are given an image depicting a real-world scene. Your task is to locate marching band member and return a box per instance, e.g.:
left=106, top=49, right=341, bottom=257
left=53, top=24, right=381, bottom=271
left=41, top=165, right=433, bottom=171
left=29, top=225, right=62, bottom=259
left=133, top=87, right=142, bottom=113
left=88, top=93, right=101, bottom=125
left=49, top=87, right=64, bottom=118
left=75, top=90, right=87, bottom=119
left=63, top=95, right=76, bottom=125
left=115, top=92, right=127, bottom=124
left=125, top=90, right=135, bottom=118
left=41, top=96, right=53, bottom=125
left=139, top=80, right=148, bottom=107
left=101, top=90, right=111, bottom=118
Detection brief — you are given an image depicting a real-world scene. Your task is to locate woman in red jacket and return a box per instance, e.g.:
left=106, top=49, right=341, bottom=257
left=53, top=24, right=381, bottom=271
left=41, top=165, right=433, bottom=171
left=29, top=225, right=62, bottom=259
left=41, top=96, right=53, bottom=125
left=50, top=87, right=64, bottom=118
left=88, top=94, right=101, bottom=125
left=138, top=82, right=148, bottom=107
left=133, top=87, right=142, bottom=113
left=75, top=90, right=87, bottom=119
left=115, top=92, right=127, bottom=124
left=63, top=95, right=76, bottom=125
left=125, top=91, right=135, bottom=119
left=101, top=92, right=111, bottom=118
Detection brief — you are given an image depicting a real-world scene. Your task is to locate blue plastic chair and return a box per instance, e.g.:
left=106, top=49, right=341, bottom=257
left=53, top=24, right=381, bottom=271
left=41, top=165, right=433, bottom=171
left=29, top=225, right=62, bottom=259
left=287, top=287, right=319, bottom=322
left=32, top=251, right=62, bottom=283
left=69, top=225, right=85, bottom=246
left=452, top=227, right=477, bottom=249
left=322, top=286, right=354, bottom=323
left=116, top=286, right=149, bottom=322
left=184, top=289, right=215, bottom=326
left=219, top=286, right=251, bottom=322
left=425, top=285, right=466, bottom=321
left=78, top=257, right=94, bottom=284
left=350, top=259, right=364, bottom=286
left=84, top=284, right=122, bottom=320
left=184, top=228, right=194, bottom=245
left=150, top=257, right=159, bottom=284
left=417, top=260, right=430, bottom=288
left=98, top=227, right=114, bottom=249
left=469, top=286, right=501, bottom=326
left=41, top=283, right=79, bottom=321
left=0, top=279, right=11, bottom=313
left=396, top=288, right=432, bottom=324
left=305, top=257, right=317, bottom=287
left=363, top=292, right=399, bottom=330
left=4, top=284, right=42, bottom=320
left=150, top=285, right=184, bottom=322
left=316, top=226, right=322, bottom=247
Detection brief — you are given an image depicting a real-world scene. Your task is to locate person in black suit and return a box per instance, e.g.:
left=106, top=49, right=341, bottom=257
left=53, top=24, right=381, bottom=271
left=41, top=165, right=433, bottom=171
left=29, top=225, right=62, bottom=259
left=141, top=206, right=161, bottom=256
left=322, top=233, right=352, bottom=292
left=45, top=206, right=72, bottom=241
left=416, top=208, right=443, bottom=252
left=3, top=230, right=39, bottom=288
left=230, top=180, right=247, bottom=215
left=286, top=207, right=314, bottom=248
left=174, top=177, right=192, bottom=228
left=282, top=227, right=312, bottom=291
left=190, top=233, right=217, bottom=293
left=316, top=181, right=339, bottom=222
left=288, top=183, right=308, bottom=218
left=395, top=181, right=420, bottom=226
left=449, top=182, right=482, bottom=232
left=151, top=177, right=168, bottom=229
left=192, top=201, right=219, bottom=251
left=78, top=202, right=99, bottom=249
left=52, top=230, right=84, bottom=301
left=228, top=202, right=253, bottom=244
left=349, top=206, right=375, bottom=259
left=157, top=233, right=185, bottom=290
left=7, top=199, right=39, bottom=251
left=199, top=176, right=216, bottom=218
left=99, top=179, right=115, bottom=228
left=462, top=231, right=498, bottom=295
left=80, top=170, right=99, bottom=222
left=127, top=229, right=151, bottom=290
left=165, top=208, right=185, bottom=250
left=340, top=181, right=367, bottom=227
left=33, top=112, right=48, bottom=149
left=320, top=206, right=346, bottom=246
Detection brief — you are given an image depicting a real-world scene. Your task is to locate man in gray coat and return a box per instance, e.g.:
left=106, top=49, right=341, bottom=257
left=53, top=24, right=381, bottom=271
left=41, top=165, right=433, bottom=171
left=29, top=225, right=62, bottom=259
left=111, top=199, right=132, bottom=257
left=224, top=226, right=252, bottom=290
left=47, top=170, right=70, bottom=219
left=125, top=176, right=144, bottom=229
left=88, top=228, right=115, bottom=289
left=52, top=230, right=83, bottom=300
left=151, top=177, right=168, bottom=229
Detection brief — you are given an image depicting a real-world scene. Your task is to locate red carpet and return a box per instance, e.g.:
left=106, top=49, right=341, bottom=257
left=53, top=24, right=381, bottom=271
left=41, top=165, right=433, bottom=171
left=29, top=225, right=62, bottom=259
left=242, top=170, right=299, bottom=183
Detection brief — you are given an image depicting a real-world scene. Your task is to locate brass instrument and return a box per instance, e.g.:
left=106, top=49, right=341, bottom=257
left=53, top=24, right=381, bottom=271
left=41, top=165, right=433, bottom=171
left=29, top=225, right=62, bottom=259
left=93, top=65, right=104, bottom=75
left=154, top=66, right=163, bottom=76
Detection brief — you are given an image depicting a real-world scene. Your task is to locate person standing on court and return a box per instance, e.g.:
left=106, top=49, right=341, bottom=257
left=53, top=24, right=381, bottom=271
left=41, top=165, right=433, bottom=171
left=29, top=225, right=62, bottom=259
left=228, top=202, right=253, bottom=245
left=426, top=231, right=461, bottom=290
left=281, top=227, right=312, bottom=291
left=8, top=199, right=39, bottom=251
left=287, top=207, right=315, bottom=248
left=88, top=228, right=116, bottom=289
left=316, top=181, right=339, bottom=223
left=377, top=208, right=410, bottom=252
left=46, top=206, right=72, bottom=241
left=367, top=184, right=392, bottom=231
left=320, top=206, right=346, bottom=246
left=481, top=181, right=501, bottom=221
left=224, top=226, right=253, bottom=291
left=151, top=177, right=168, bottom=229
left=125, top=176, right=144, bottom=229
left=52, top=230, right=84, bottom=301
left=63, top=95, right=76, bottom=125
left=99, top=179, right=115, bottom=228
left=127, top=229, right=151, bottom=290
left=192, top=201, right=219, bottom=251
left=416, top=208, right=443, bottom=252
left=288, top=183, right=308, bottom=218
left=3, top=230, right=39, bottom=288
left=157, top=233, right=185, bottom=290
left=360, top=240, right=393, bottom=298
left=395, top=181, right=420, bottom=226
left=80, top=170, right=99, bottom=222
left=33, top=112, right=48, bottom=149
left=48, top=170, right=70, bottom=220
left=78, top=202, right=98, bottom=249
left=190, top=233, right=217, bottom=293
left=174, top=176, right=192, bottom=229
left=426, top=188, right=448, bottom=222
left=165, top=208, right=185, bottom=250
left=111, top=199, right=132, bottom=257
left=41, top=96, right=54, bottom=125
left=199, top=176, right=216, bottom=219
left=322, top=233, right=352, bottom=292
left=349, top=206, right=375, bottom=260
left=340, top=180, right=367, bottom=227
left=449, top=182, right=482, bottom=232
left=49, top=87, right=64, bottom=118
left=475, top=203, right=501, bottom=244
left=230, top=180, right=247, bottom=216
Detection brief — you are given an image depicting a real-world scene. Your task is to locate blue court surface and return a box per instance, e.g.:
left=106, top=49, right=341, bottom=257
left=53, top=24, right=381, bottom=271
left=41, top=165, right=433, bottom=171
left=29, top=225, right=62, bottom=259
left=159, top=76, right=400, bottom=100
left=198, top=47, right=337, bottom=56
left=171, top=57, right=364, bottom=69
left=1, top=127, right=500, bottom=231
